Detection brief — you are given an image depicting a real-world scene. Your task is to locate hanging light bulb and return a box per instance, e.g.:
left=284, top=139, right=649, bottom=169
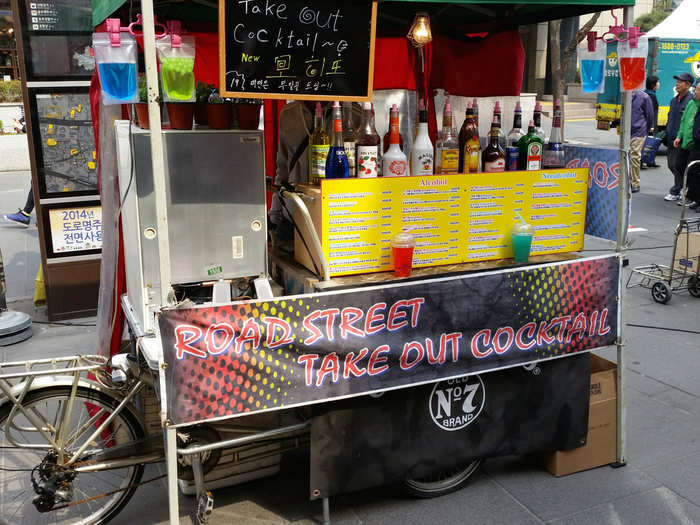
left=407, top=12, right=432, bottom=47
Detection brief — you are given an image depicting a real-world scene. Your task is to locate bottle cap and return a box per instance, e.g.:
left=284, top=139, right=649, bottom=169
left=555, top=98, right=561, bottom=108
left=363, top=102, right=372, bottom=110
left=418, top=98, right=425, bottom=111
left=535, top=101, right=542, bottom=112
left=472, top=97, right=478, bottom=107
left=515, top=101, right=521, bottom=111
left=494, top=101, right=501, bottom=113
left=444, top=98, right=451, bottom=115
left=467, top=101, right=472, bottom=109
left=315, top=102, right=322, bottom=117
left=391, top=103, right=398, bottom=113
left=529, top=119, right=535, bottom=127
left=333, top=101, right=340, bottom=109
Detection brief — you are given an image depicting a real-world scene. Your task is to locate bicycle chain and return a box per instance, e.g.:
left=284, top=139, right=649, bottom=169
left=51, top=473, right=167, bottom=510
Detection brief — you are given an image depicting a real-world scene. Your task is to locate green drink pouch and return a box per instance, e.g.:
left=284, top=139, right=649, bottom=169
left=157, top=35, right=196, bottom=102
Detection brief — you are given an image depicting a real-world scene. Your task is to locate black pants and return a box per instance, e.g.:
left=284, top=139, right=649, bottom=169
left=22, top=188, right=34, bottom=215
left=668, top=145, right=688, bottom=195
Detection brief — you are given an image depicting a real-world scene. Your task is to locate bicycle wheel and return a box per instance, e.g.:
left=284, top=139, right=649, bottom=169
left=404, top=458, right=482, bottom=498
left=0, top=386, right=146, bottom=525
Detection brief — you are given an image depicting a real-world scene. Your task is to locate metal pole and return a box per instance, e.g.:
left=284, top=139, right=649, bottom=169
left=141, top=0, right=174, bottom=307
left=613, top=5, right=634, bottom=467
left=164, top=425, right=180, bottom=524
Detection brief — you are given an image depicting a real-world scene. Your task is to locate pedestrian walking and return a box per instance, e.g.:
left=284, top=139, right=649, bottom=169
left=630, top=89, right=654, bottom=193
left=673, top=80, right=699, bottom=209
left=664, top=72, right=694, bottom=201
left=3, top=188, right=34, bottom=227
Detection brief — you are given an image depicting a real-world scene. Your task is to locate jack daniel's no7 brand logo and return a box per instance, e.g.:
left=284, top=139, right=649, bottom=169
left=429, top=375, right=485, bottom=431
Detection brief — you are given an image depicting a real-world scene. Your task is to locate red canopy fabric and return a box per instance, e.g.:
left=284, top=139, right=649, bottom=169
left=430, top=30, right=525, bottom=97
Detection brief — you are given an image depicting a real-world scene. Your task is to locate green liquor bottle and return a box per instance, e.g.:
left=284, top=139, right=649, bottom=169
left=517, top=119, right=544, bottom=171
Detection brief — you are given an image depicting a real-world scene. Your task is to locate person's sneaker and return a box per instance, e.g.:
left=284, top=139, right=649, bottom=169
left=678, top=200, right=697, bottom=207
left=664, top=193, right=681, bottom=201
left=631, top=186, right=640, bottom=193
left=3, top=210, right=30, bottom=226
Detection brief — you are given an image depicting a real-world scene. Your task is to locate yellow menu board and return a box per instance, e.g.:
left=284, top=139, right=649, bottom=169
left=320, top=168, right=588, bottom=276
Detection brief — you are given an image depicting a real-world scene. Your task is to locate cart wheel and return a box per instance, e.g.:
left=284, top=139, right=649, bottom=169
left=689, top=277, right=700, bottom=298
left=404, top=458, right=482, bottom=498
left=651, top=281, right=672, bottom=304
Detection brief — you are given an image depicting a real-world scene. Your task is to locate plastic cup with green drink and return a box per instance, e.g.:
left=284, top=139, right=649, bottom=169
left=511, top=212, right=534, bottom=263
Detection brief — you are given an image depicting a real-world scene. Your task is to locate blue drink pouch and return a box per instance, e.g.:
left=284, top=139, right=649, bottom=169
left=93, top=31, right=139, bottom=105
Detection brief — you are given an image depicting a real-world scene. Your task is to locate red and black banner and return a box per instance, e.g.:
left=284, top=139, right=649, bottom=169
left=159, top=255, right=619, bottom=426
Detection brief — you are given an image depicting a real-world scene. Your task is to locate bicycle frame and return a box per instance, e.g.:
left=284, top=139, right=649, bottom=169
left=0, top=355, right=159, bottom=470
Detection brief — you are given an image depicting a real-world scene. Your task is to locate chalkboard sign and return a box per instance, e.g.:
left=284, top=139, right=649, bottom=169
left=218, top=0, right=377, bottom=101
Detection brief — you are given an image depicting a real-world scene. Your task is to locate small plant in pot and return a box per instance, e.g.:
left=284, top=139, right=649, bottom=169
left=234, top=98, right=262, bottom=130
left=195, top=81, right=214, bottom=126
left=166, top=95, right=196, bottom=131
left=134, top=75, right=155, bottom=129
left=206, top=91, right=233, bottom=130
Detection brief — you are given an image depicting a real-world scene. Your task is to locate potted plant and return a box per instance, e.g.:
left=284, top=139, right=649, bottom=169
left=234, top=98, right=262, bottom=130
left=166, top=98, right=195, bottom=130
left=134, top=75, right=151, bottom=129
left=206, top=92, right=233, bottom=129
left=195, top=82, right=214, bottom=126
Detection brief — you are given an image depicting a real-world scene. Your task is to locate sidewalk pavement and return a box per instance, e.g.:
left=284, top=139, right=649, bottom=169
left=2, top=125, right=700, bottom=524
left=0, top=134, right=31, bottom=172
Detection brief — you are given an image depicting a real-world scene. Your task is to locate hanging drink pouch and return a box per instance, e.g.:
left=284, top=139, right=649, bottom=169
left=579, top=42, right=606, bottom=93
left=618, top=35, right=648, bottom=92
left=157, top=35, right=196, bottom=102
left=93, top=32, right=139, bottom=105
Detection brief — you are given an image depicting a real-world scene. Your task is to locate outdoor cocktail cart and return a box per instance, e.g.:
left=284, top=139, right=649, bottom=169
left=86, top=0, right=637, bottom=523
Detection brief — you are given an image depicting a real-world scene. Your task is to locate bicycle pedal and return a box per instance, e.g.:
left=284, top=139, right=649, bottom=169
left=196, top=491, right=214, bottom=524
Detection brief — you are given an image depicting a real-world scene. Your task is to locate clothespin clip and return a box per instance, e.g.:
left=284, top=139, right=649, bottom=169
left=167, top=20, right=182, bottom=48
left=587, top=31, right=597, bottom=52
left=105, top=18, right=122, bottom=47
left=628, top=26, right=641, bottom=48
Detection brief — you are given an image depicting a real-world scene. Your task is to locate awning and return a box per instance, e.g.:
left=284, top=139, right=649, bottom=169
left=93, top=0, right=634, bottom=29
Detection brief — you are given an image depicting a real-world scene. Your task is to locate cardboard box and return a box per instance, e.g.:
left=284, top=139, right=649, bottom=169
left=291, top=184, right=324, bottom=275
left=673, top=232, right=700, bottom=272
left=544, top=353, right=617, bottom=477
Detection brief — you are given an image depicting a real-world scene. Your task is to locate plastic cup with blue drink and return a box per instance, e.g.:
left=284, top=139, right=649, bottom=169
left=511, top=212, right=534, bottom=263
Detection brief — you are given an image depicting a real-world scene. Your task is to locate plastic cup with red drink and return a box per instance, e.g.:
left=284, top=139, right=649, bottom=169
left=392, top=232, right=415, bottom=277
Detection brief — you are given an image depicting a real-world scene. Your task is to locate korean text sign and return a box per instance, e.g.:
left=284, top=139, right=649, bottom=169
left=48, top=205, right=102, bottom=254
left=219, top=0, right=377, bottom=100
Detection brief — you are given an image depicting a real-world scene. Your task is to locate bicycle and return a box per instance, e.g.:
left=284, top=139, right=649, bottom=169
left=0, top=347, right=481, bottom=524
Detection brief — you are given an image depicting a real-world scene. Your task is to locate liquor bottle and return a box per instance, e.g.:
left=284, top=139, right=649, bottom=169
left=382, top=107, right=403, bottom=154
left=411, top=102, right=434, bottom=175
left=356, top=102, right=381, bottom=178
left=533, top=101, right=546, bottom=141
left=460, top=103, right=481, bottom=173
left=309, top=102, right=330, bottom=185
left=493, top=101, right=507, bottom=151
left=436, top=98, right=459, bottom=174
left=481, top=115, right=505, bottom=172
left=382, top=104, right=407, bottom=177
left=325, top=101, right=349, bottom=179
left=506, top=101, right=525, bottom=171
left=543, top=98, right=565, bottom=169
left=517, top=119, right=544, bottom=171
left=342, top=101, right=357, bottom=175
left=458, top=102, right=472, bottom=172
left=473, top=97, right=486, bottom=151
